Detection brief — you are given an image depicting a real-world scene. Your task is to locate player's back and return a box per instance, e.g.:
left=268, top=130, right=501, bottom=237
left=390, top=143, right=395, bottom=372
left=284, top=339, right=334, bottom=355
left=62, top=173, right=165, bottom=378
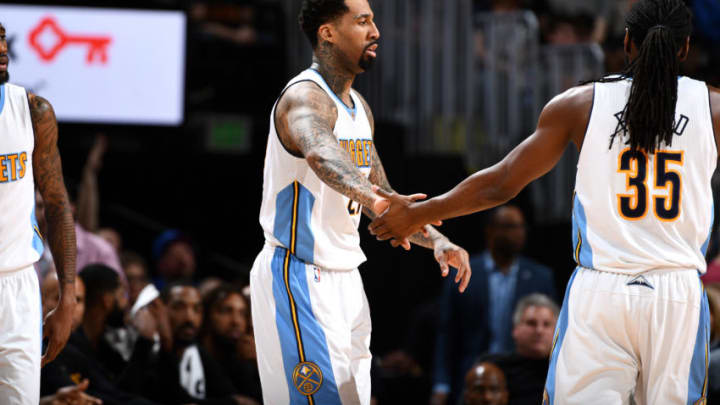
left=258, top=69, right=373, bottom=271
left=573, top=76, right=716, bottom=274
left=0, top=83, right=43, bottom=272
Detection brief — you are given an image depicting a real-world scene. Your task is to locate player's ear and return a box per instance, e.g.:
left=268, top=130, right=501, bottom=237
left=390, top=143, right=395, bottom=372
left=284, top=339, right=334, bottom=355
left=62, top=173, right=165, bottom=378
left=318, top=23, right=335, bottom=46
left=623, top=28, right=631, bottom=57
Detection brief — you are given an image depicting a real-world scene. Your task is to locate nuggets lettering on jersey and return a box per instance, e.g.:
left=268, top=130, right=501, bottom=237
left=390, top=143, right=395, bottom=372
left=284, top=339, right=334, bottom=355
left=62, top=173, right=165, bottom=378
left=0, top=83, right=43, bottom=272
left=259, top=69, right=373, bottom=270
left=0, top=152, right=28, bottom=183
left=573, top=77, right=716, bottom=274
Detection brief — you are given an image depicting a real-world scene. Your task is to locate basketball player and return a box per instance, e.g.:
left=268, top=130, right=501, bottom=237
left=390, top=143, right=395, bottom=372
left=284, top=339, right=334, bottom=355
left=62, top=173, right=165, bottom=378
left=250, top=0, right=471, bottom=404
left=369, top=0, right=719, bottom=403
left=0, top=22, right=77, bottom=404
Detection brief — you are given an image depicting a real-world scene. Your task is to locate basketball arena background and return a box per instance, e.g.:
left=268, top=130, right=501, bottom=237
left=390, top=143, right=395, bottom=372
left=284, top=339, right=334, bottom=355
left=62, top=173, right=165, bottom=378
left=2, top=0, right=719, bottom=382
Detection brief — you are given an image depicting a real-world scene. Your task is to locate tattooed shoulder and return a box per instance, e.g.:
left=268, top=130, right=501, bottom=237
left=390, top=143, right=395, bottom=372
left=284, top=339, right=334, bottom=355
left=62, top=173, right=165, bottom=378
left=28, top=93, right=58, bottom=144
left=275, top=82, right=339, bottom=157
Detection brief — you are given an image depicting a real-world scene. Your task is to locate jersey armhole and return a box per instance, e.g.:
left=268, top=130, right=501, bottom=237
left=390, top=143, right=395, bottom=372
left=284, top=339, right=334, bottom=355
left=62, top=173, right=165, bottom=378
left=708, top=86, right=719, bottom=157
left=272, top=79, right=334, bottom=159
left=576, top=83, right=596, bottom=155
left=25, top=92, right=36, bottom=143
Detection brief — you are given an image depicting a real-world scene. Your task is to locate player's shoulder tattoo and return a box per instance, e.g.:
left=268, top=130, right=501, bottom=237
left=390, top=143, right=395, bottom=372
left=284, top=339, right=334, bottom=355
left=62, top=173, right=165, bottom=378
left=276, top=81, right=339, bottom=156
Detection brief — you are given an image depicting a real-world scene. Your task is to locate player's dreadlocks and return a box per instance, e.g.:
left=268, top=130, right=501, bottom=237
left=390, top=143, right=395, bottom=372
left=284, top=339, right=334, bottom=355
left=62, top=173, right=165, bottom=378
left=600, top=0, right=692, bottom=154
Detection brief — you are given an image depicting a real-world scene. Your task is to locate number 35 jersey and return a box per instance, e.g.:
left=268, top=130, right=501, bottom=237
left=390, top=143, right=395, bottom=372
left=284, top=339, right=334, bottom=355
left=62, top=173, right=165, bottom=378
left=573, top=76, right=717, bottom=274
left=258, top=69, right=373, bottom=271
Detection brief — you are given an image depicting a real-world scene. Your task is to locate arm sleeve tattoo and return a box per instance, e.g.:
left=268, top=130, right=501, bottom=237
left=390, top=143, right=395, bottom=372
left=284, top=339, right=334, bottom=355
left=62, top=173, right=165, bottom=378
left=30, top=94, right=77, bottom=289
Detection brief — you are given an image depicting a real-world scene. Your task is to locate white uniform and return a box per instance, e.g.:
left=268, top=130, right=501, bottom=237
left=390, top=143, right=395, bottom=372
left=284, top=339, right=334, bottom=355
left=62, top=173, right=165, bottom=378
left=0, top=82, right=44, bottom=405
left=545, top=77, right=715, bottom=405
left=251, top=69, right=374, bottom=405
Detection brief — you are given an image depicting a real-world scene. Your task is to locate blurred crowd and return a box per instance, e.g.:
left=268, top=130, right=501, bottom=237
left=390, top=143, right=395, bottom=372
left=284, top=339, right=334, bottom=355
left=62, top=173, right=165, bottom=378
left=474, top=0, right=719, bottom=84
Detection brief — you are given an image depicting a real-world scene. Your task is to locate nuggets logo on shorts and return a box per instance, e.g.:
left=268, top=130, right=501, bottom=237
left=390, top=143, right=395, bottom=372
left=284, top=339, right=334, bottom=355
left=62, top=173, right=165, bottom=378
left=292, top=361, right=323, bottom=396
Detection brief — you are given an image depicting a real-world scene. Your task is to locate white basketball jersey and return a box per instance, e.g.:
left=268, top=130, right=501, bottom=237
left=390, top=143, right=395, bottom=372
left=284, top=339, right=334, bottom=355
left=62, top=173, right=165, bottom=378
left=573, top=76, right=717, bottom=274
left=259, top=69, right=373, bottom=270
left=0, top=83, right=43, bottom=272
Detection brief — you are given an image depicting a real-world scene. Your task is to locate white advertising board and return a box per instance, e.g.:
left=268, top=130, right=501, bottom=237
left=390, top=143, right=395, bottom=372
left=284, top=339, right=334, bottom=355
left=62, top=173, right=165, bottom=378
left=0, top=5, right=186, bottom=125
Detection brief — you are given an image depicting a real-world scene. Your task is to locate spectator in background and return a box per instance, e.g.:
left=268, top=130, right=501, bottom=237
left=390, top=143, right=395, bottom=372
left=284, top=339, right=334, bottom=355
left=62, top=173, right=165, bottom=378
left=432, top=206, right=555, bottom=405
left=152, top=230, right=197, bottom=289
left=99, top=228, right=123, bottom=254
left=42, top=265, right=156, bottom=405
left=462, top=362, right=509, bottom=405
left=40, top=274, right=103, bottom=405
left=121, top=251, right=151, bottom=306
left=479, top=294, right=559, bottom=405
left=201, top=284, right=262, bottom=403
left=144, top=283, right=243, bottom=404
left=41, top=272, right=85, bottom=333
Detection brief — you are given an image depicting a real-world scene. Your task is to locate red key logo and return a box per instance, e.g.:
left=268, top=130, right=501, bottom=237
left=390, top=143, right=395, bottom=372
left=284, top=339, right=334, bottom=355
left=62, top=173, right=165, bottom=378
left=28, top=16, right=112, bottom=64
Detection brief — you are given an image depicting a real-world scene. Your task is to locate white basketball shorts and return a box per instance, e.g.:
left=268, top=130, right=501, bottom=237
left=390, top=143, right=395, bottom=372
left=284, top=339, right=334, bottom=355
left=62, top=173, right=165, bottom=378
left=0, top=266, right=42, bottom=405
left=250, top=244, right=372, bottom=405
left=544, top=267, right=709, bottom=405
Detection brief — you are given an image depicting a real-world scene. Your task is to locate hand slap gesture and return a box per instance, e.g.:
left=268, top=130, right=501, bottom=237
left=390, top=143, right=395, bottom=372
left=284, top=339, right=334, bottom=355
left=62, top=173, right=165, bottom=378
left=368, top=186, right=441, bottom=249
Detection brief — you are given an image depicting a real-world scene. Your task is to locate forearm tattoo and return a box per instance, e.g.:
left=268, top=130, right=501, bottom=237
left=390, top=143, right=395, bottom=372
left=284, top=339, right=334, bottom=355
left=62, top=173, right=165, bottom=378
left=30, top=95, right=76, bottom=287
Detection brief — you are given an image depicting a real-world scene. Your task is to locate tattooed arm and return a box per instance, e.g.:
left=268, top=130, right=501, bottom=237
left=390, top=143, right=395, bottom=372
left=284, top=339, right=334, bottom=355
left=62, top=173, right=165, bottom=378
left=357, top=93, right=471, bottom=292
left=29, top=93, right=76, bottom=366
left=276, top=82, right=385, bottom=214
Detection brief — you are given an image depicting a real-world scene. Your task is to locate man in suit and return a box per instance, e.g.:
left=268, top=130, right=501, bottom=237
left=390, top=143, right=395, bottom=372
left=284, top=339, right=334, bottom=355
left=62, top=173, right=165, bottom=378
left=431, top=206, right=556, bottom=405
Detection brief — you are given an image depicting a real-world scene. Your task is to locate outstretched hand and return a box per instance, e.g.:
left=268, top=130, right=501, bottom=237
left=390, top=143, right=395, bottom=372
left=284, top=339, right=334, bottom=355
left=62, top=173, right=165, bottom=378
left=368, top=186, right=440, bottom=249
left=433, top=239, right=471, bottom=293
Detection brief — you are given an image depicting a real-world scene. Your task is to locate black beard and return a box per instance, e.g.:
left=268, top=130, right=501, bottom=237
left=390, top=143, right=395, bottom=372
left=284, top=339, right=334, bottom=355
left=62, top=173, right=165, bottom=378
left=0, top=71, right=8, bottom=85
left=359, top=56, right=375, bottom=71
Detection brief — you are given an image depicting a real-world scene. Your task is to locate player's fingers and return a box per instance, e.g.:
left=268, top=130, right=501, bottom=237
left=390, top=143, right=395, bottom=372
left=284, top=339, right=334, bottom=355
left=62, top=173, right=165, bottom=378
left=421, top=227, right=430, bottom=237
left=408, top=193, right=428, bottom=202
left=401, top=239, right=411, bottom=250
left=432, top=220, right=443, bottom=226
left=375, top=230, right=394, bottom=241
left=458, top=259, right=472, bottom=293
left=372, top=185, right=393, bottom=199
left=76, top=379, right=90, bottom=392
left=368, top=220, right=386, bottom=235
left=437, top=255, right=449, bottom=277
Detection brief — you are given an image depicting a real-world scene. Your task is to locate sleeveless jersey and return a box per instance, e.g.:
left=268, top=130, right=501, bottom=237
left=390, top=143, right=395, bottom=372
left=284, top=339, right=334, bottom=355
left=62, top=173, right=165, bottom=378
left=0, top=83, right=43, bottom=272
left=259, top=69, right=373, bottom=270
left=573, top=76, right=716, bottom=274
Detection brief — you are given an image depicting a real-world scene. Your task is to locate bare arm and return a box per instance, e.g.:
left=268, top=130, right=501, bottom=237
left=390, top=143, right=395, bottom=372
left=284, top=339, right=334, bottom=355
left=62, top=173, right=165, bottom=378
left=276, top=82, right=383, bottom=213
left=416, top=84, right=592, bottom=223
left=357, top=94, right=471, bottom=292
left=30, top=94, right=76, bottom=289
left=368, top=84, right=592, bottom=241
left=29, top=93, right=76, bottom=365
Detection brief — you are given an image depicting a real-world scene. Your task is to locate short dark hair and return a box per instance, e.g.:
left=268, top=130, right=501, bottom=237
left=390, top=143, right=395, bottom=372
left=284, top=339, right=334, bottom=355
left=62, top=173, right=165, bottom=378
left=298, top=0, right=349, bottom=49
left=201, top=283, right=246, bottom=336
left=79, top=264, right=120, bottom=307
left=161, top=280, right=197, bottom=303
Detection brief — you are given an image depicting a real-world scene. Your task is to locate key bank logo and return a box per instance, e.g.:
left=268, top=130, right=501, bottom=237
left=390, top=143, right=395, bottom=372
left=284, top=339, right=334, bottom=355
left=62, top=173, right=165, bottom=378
left=28, top=16, right=112, bottom=64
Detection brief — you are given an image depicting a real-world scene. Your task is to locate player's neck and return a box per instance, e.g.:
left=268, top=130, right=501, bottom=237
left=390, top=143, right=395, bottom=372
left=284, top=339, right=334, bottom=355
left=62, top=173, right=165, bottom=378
left=311, top=45, right=354, bottom=100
